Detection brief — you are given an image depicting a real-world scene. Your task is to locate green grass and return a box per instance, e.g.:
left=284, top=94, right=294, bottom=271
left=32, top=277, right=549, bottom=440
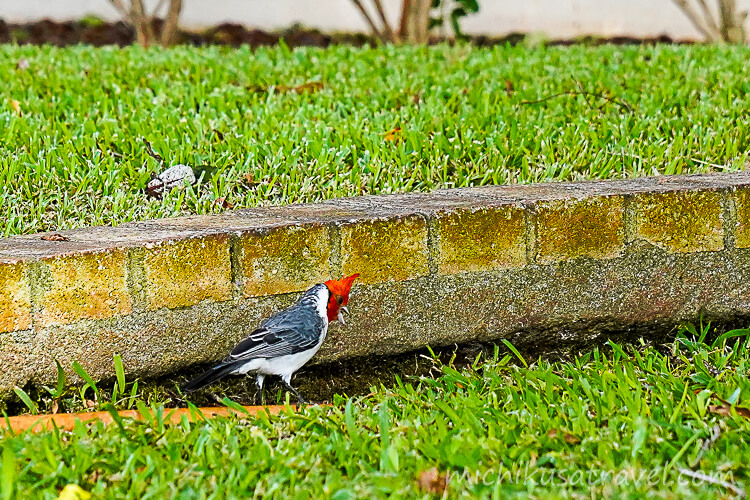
left=2, top=326, right=750, bottom=498
left=4, top=42, right=750, bottom=496
left=3, top=43, right=750, bottom=236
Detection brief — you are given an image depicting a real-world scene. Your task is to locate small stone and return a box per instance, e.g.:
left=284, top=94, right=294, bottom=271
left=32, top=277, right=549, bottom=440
left=146, top=164, right=196, bottom=197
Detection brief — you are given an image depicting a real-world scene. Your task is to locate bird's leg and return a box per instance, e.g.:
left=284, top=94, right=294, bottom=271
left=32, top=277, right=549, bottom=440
left=280, top=376, right=307, bottom=405
left=167, top=389, right=187, bottom=407
left=254, top=374, right=266, bottom=406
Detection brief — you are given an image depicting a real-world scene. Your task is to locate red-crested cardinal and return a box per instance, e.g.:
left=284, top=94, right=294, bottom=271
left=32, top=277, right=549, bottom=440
left=181, top=274, right=359, bottom=403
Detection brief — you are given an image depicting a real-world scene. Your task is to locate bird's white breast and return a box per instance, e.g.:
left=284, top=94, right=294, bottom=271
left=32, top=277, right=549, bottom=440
left=234, top=323, right=328, bottom=378
left=233, top=285, right=330, bottom=378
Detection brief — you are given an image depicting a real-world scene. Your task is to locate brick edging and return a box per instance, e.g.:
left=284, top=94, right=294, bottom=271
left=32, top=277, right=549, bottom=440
left=2, top=172, right=750, bottom=397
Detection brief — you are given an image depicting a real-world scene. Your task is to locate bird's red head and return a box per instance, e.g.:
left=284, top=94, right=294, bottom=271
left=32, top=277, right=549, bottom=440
left=324, top=273, right=360, bottom=324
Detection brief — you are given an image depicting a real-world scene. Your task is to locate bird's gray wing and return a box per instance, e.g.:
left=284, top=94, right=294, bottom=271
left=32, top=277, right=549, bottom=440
left=224, top=306, right=325, bottom=361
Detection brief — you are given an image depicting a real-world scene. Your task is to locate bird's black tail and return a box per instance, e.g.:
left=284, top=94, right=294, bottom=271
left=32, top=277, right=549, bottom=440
left=181, top=362, right=240, bottom=394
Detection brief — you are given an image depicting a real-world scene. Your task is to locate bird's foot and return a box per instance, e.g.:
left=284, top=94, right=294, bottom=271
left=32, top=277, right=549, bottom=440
left=281, top=381, right=308, bottom=406
left=252, top=389, right=266, bottom=407
left=166, top=389, right=188, bottom=408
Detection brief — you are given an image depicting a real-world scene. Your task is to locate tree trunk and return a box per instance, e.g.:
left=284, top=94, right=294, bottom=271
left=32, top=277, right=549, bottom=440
left=399, top=0, right=432, bottom=44
left=350, top=0, right=434, bottom=45
left=718, top=0, right=747, bottom=42
left=160, top=0, right=183, bottom=46
left=107, top=0, right=183, bottom=47
left=671, top=0, right=747, bottom=43
left=130, top=0, right=155, bottom=47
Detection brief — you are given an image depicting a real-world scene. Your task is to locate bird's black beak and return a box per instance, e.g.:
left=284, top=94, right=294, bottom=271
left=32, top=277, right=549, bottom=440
left=337, top=306, right=349, bottom=325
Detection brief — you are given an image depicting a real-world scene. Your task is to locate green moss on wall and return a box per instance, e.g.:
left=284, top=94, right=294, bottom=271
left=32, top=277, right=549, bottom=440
left=341, top=216, right=429, bottom=284
left=436, top=206, right=526, bottom=274
left=240, top=224, right=332, bottom=297
left=634, top=191, right=723, bottom=253
left=537, top=196, right=625, bottom=263
left=0, top=262, right=31, bottom=333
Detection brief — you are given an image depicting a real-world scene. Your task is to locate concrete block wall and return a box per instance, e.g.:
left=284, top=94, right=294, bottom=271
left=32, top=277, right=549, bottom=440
left=2, top=172, right=750, bottom=399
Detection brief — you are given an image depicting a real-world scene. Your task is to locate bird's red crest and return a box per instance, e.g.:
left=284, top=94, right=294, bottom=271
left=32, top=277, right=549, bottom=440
left=325, top=273, right=359, bottom=304
left=324, top=273, right=359, bottom=322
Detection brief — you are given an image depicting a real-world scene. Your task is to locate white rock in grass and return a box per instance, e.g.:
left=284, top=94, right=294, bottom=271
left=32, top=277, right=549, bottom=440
left=147, top=164, right=196, bottom=196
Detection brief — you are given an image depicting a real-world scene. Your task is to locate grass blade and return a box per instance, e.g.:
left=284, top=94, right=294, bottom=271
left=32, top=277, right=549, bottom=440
left=53, top=359, right=66, bottom=399
left=344, top=399, right=361, bottom=446
left=222, top=397, right=251, bottom=416
left=501, top=339, right=528, bottom=368
left=2, top=445, right=15, bottom=500
left=12, top=386, right=37, bottom=415
left=72, top=361, right=98, bottom=396
left=114, top=354, right=126, bottom=395
left=712, top=328, right=750, bottom=348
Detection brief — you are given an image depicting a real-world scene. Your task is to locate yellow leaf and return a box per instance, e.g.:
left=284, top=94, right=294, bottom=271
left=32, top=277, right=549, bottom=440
left=56, top=484, right=91, bottom=500
left=10, top=99, right=21, bottom=115
left=709, top=402, right=750, bottom=419
left=564, top=433, right=581, bottom=444
left=383, top=126, right=402, bottom=142
left=292, top=81, right=324, bottom=94
left=417, top=467, right=448, bottom=494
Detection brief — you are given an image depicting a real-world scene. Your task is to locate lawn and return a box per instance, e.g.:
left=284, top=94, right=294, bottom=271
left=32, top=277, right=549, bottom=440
left=4, top=43, right=750, bottom=498
left=2, top=326, right=749, bottom=498
left=3, top=43, right=750, bottom=236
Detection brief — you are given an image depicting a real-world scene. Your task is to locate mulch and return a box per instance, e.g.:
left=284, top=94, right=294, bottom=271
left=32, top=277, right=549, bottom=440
left=0, top=18, right=682, bottom=47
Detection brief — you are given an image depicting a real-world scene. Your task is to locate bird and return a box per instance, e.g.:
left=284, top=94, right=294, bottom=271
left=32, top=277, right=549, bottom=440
left=181, top=273, right=360, bottom=404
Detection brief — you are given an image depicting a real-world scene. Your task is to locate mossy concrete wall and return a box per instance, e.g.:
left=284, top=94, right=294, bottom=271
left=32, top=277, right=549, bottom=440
left=2, top=173, right=750, bottom=399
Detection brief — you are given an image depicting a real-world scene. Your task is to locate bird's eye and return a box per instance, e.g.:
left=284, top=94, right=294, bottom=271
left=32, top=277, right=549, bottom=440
left=337, top=295, right=343, bottom=305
